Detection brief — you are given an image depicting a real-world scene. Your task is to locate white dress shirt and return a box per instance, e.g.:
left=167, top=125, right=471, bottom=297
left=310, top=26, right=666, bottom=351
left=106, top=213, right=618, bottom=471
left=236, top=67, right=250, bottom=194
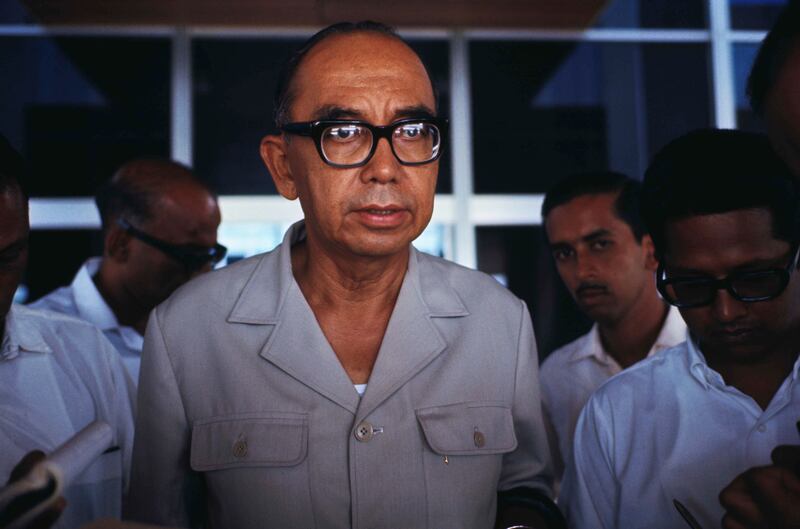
left=0, top=304, right=136, bottom=529
left=30, top=258, right=144, bottom=384
left=540, top=305, right=686, bottom=478
left=559, top=337, right=800, bottom=529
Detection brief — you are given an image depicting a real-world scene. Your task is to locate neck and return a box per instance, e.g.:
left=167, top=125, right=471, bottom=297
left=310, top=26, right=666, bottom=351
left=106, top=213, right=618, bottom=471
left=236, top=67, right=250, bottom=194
left=94, top=262, right=148, bottom=335
left=291, top=237, right=409, bottom=312
left=703, top=330, right=800, bottom=410
left=598, top=288, right=669, bottom=369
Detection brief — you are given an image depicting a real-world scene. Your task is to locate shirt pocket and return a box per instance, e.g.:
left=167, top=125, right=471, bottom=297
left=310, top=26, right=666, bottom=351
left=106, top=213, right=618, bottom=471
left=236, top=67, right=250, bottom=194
left=190, top=411, right=308, bottom=471
left=415, top=402, right=517, bottom=527
left=189, top=412, right=314, bottom=529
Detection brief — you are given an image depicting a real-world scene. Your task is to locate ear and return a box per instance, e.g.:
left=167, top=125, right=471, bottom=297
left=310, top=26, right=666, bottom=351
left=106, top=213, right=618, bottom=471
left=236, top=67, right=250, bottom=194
left=261, top=134, right=298, bottom=200
left=641, top=234, right=659, bottom=271
left=104, top=222, right=131, bottom=263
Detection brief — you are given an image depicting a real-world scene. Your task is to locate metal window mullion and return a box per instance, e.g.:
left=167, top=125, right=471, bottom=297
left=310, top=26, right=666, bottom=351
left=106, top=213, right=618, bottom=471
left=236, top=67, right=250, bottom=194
left=449, top=31, right=477, bottom=269
left=709, top=0, right=737, bottom=129
left=171, top=27, right=193, bottom=165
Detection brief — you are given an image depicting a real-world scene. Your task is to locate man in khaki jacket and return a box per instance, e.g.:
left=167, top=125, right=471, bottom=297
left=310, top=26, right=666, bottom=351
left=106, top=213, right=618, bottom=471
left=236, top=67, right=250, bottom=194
left=127, top=21, right=559, bottom=529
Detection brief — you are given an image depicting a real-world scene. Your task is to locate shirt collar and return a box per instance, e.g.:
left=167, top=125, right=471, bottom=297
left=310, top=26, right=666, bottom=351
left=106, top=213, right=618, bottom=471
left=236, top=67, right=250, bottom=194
left=71, top=257, right=122, bottom=332
left=569, top=305, right=687, bottom=367
left=1, top=304, right=53, bottom=361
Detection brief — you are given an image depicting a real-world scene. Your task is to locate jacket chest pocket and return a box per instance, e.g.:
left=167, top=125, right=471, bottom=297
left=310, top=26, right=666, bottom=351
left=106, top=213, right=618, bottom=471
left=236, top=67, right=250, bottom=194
left=190, top=412, right=314, bottom=529
left=415, top=402, right=517, bottom=526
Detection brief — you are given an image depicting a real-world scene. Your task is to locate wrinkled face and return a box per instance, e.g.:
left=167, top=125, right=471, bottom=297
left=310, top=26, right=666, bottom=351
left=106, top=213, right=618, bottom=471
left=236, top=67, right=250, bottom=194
left=124, top=182, right=221, bottom=310
left=545, top=192, right=656, bottom=325
left=764, top=44, right=800, bottom=178
left=663, top=209, right=800, bottom=362
left=0, top=190, right=28, bottom=322
left=276, top=32, right=438, bottom=258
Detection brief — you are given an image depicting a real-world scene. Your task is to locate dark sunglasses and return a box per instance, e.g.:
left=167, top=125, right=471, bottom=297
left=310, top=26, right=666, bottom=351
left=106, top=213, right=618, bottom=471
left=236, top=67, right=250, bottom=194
left=117, top=218, right=227, bottom=272
left=657, top=245, right=800, bottom=308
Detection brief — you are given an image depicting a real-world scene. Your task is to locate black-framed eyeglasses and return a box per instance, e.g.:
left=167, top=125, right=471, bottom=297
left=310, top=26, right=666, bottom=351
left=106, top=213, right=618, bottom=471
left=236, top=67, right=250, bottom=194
left=281, top=117, right=447, bottom=168
left=117, top=218, right=227, bottom=272
left=657, top=245, right=800, bottom=308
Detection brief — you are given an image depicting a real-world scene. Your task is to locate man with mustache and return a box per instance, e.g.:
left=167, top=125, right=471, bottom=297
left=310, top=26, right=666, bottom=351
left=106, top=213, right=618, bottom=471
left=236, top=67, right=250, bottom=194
left=561, top=129, right=800, bottom=529
left=539, top=171, right=685, bottom=480
left=127, top=21, right=562, bottom=529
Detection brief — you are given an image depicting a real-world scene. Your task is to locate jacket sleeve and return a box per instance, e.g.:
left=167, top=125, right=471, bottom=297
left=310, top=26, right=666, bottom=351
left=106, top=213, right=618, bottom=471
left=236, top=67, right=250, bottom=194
left=497, top=300, right=555, bottom=497
left=558, top=394, right=618, bottom=529
left=125, top=307, right=205, bottom=527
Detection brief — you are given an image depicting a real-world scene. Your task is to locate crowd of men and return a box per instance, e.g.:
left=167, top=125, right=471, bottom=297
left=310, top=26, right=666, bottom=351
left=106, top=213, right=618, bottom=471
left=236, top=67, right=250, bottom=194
left=1, top=1, right=799, bottom=528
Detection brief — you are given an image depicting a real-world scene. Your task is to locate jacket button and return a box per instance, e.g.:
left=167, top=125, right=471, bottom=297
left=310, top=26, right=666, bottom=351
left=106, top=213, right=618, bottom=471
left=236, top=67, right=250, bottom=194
left=473, top=429, right=485, bottom=448
left=354, top=421, right=374, bottom=442
left=233, top=438, right=248, bottom=458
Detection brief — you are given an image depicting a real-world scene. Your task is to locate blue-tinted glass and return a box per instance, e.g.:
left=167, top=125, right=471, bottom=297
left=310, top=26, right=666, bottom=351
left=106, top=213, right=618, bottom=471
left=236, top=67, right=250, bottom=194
left=0, top=0, right=37, bottom=24
left=193, top=38, right=451, bottom=195
left=594, top=0, right=706, bottom=28
left=733, top=44, right=766, bottom=132
left=730, top=0, right=788, bottom=30
left=0, top=37, right=171, bottom=196
left=470, top=41, right=711, bottom=193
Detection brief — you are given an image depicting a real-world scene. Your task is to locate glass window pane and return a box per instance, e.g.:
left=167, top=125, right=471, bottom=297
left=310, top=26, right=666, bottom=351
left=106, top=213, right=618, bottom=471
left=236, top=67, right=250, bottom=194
left=733, top=43, right=766, bottom=133
left=476, top=226, right=591, bottom=359
left=0, top=0, right=38, bottom=24
left=594, top=0, right=706, bottom=28
left=0, top=37, right=171, bottom=197
left=470, top=41, right=712, bottom=193
left=192, top=38, right=451, bottom=195
left=730, top=0, right=788, bottom=30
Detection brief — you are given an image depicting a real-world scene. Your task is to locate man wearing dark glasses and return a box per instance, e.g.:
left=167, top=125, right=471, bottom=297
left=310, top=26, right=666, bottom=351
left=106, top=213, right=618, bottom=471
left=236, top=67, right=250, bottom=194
left=560, top=129, right=800, bottom=529
left=31, top=158, right=223, bottom=384
left=128, top=21, right=561, bottom=529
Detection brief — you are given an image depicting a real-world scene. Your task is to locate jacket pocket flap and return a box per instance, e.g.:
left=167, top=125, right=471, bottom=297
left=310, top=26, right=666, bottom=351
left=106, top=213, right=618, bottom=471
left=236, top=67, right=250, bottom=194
left=416, top=402, right=517, bottom=456
left=190, top=412, right=308, bottom=471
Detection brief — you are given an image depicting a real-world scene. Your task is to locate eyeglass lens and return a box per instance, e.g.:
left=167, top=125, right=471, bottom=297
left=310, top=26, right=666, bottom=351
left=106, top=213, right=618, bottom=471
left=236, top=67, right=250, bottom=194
left=320, top=122, right=441, bottom=165
left=664, top=270, right=786, bottom=306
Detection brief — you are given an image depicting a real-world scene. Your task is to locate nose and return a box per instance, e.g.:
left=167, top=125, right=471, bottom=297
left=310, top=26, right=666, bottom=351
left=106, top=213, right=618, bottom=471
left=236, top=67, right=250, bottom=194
left=710, top=289, right=747, bottom=323
left=575, top=251, right=597, bottom=282
left=360, top=137, right=400, bottom=184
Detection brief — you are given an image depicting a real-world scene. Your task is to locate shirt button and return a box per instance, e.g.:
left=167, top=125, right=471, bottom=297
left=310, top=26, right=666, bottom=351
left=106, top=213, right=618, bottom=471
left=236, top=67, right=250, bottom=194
left=473, top=429, right=486, bottom=448
left=757, top=424, right=767, bottom=433
left=355, top=421, right=374, bottom=442
left=232, top=438, right=248, bottom=458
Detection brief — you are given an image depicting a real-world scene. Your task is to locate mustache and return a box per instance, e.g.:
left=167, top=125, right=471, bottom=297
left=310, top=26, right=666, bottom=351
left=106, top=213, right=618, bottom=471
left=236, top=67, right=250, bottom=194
left=576, top=283, right=609, bottom=296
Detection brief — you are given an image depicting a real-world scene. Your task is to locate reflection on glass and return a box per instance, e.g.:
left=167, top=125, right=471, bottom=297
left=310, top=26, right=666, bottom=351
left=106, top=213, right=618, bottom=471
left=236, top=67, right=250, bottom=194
left=730, top=0, right=788, bottom=30
left=217, top=222, right=449, bottom=265
left=0, top=37, right=171, bottom=197
left=470, top=41, right=711, bottom=193
left=594, top=0, right=705, bottom=28
left=733, top=43, right=766, bottom=133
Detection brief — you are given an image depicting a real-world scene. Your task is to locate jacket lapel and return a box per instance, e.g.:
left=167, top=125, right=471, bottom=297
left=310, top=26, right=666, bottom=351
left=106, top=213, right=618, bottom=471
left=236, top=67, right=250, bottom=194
left=227, top=222, right=360, bottom=414
left=355, top=249, right=470, bottom=423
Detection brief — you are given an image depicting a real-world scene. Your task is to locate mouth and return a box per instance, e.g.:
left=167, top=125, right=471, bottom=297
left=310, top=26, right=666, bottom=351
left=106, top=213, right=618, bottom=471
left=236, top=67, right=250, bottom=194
left=354, top=205, right=410, bottom=228
left=576, top=286, right=609, bottom=302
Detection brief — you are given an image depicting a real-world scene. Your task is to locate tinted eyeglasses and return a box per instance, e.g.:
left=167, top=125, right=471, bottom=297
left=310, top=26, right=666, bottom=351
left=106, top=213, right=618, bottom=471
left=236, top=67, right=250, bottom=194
left=657, top=245, right=800, bottom=308
left=117, top=218, right=227, bottom=272
left=281, top=117, right=447, bottom=168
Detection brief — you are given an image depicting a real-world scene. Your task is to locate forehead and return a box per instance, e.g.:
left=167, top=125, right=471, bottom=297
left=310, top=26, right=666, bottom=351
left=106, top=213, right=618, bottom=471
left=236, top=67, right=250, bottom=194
left=289, top=32, right=435, bottom=120
left=546, top=192, right=631, bottom=240
left=663, top=209, right=788, bottom=268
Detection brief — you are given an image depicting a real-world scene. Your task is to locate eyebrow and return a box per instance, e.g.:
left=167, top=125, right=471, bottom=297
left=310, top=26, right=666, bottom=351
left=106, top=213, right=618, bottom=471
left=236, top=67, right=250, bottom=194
left=581, top=229, right=612, bottom=243
left=311, top=104, right=437, bottom=123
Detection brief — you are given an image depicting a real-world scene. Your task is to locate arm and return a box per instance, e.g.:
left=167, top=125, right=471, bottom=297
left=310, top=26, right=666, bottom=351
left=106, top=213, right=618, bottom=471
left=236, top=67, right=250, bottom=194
left=558, top=395, right=619, bottom=529
left=495, top=301, right=562, bottom=528
left=125, top=309, right=203, bottom=527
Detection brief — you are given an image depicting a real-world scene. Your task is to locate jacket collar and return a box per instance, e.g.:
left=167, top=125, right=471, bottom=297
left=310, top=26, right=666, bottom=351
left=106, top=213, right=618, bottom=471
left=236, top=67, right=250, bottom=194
left=227, top=220, right=470, bottom=414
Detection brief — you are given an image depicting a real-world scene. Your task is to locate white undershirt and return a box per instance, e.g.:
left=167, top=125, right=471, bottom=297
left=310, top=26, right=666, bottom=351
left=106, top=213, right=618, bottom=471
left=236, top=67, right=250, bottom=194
left=354, top=384, right=367, bottom=396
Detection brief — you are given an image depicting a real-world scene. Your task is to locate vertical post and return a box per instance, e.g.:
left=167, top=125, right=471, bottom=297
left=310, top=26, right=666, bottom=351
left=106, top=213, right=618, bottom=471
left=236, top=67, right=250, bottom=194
left=449, top=31, right=477, bottom=269
left=171, top=27, right=193, bottom=165
left=709, top=0, right=737, bottom=129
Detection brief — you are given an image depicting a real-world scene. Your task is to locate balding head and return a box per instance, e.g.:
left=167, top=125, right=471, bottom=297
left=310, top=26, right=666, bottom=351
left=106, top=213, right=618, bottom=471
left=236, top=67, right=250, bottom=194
left=95, top=158, right=215, bottom=231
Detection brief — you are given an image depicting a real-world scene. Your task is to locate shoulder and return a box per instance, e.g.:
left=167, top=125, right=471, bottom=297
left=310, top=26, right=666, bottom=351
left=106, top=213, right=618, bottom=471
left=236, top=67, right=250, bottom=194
left=28, top=286, right=76, bottom=313
left=415, top=250, right=523, bottom=313
left=541, top=332, right=592, bottom=375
